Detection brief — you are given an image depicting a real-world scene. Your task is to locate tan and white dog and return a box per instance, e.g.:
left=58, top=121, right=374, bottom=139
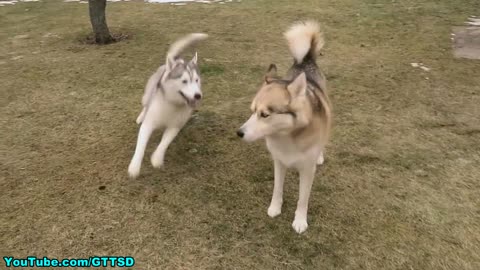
left=237, top=21, right=332, bottom=233
left=128, top=33, right=208, bottom=178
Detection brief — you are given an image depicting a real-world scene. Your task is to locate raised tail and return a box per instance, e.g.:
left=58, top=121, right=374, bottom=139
left=166, top=33, right=208, bottom=62
left=284, top=21, right=324, bottom=64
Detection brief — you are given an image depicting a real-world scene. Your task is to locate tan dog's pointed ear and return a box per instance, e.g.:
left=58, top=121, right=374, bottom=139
left=264, top=64, right=277, bottom=84
left=287, top=72, right=307, bottom=97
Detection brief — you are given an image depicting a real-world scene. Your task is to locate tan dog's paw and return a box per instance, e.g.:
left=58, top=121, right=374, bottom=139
left=267, top=203, right=282, bottom=218
left=292, top=218, right=308, bottom=234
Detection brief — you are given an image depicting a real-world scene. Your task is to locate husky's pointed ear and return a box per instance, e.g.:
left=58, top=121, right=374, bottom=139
left=264, top=64, right=277, bottom=84
left=166, top=57, right=175, bottom=72
left=287, top=72, right=307, bottom=97
left=190, top=52, right=198, bottom=65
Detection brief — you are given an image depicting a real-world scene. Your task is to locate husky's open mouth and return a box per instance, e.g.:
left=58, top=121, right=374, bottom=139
left=178, top=91, right=197, bottom=107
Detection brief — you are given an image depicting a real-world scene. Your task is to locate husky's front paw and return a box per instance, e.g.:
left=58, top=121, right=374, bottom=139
left=267, top=202, right=282, bottom=218
left=128, top=162, right=141, bottom=179
left=292, top=218, right=308, bottom=234
left=150, top=152, right=164, bottom=168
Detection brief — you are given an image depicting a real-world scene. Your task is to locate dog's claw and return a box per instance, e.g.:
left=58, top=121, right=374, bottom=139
left=292, top=218, right=308, bottom=234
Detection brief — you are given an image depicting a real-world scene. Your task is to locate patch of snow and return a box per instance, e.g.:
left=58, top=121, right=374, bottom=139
left=466, top=17, right=480, bottom=26
left=0, top=0, right=38, bottom=4
left=147, top=0, right=194, bottom=3
left=0, top=1, right=17, bottom=6
left=146, top=0, right=239, bottom=4
left=420, top=66, right=430, bottom=72
left=64, top=0, right=130, bottom=1
left=13, top=34, right=29, bottom=39
left=410, top=62, right=431, bottom=72
left=2, top=0, right=238, bottom=7
left=43, top=32, right=59, bottom=38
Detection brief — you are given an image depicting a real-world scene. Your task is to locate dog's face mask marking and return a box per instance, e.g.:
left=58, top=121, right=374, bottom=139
left=162, top=53, right=202, bottom=107
left=238, top=69, right=311, bottom=142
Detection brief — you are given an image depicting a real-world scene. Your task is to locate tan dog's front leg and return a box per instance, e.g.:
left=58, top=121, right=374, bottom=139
left=268, top=159, right=287, bottom=217
left=292, top=163, right=316, bottom=234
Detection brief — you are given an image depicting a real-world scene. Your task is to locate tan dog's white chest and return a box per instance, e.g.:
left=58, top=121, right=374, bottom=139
left=266, top=136, right=320, bottom=168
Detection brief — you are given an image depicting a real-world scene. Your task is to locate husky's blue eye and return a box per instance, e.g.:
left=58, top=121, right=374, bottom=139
left=182, top=80, right=188, bottom=84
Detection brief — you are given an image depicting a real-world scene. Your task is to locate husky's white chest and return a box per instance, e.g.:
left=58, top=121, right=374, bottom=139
left=265, top=136, right=320, bottom=168
left=146, top=94, right=193, bottom=128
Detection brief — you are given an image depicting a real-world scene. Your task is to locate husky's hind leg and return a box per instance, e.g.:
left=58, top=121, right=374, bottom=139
left=151, top=127, right=180, bottom=168
left=128, top=122, right=154, bottom=178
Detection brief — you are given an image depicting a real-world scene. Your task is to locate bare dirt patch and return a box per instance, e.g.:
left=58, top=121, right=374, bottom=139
left=80, top=31, right=131, bottom=45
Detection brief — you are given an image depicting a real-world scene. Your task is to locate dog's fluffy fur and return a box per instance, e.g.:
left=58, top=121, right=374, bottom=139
left=128, top=33, right=208, bottom=178
left=237, top=21, right=332, bottom=233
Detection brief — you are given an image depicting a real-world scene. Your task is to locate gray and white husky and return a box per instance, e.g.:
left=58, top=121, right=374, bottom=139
left=128, top=33, right=208, bottom=178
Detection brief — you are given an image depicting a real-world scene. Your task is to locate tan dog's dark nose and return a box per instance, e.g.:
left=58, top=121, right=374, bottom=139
left=236, top=129, right=244, bottom=138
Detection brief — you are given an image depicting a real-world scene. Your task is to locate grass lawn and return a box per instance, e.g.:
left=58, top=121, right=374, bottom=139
left=1, top=0, right=479, bottom=269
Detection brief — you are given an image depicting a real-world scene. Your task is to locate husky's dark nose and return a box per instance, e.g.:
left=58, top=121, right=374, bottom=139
left=236, top=129, right=244, bottom=138
left=194, top=93, right=202, bottom=100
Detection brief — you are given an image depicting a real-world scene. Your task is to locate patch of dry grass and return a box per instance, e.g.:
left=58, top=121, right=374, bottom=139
left=1, top=0, right=479, bottom=269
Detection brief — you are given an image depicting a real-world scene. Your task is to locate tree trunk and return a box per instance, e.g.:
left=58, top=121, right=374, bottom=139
left=88, top=0, right=113, bottom=44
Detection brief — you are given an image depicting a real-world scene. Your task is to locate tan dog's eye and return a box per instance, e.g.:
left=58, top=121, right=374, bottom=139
left=260, top=112, right=270, bottom=118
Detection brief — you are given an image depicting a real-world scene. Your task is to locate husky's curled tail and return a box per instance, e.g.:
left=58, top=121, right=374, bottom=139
left=165, top=33, right=208, bottom=65
left=284, top=20, right=331, bottom=143
left=284, top=21, right=324, bottom=65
